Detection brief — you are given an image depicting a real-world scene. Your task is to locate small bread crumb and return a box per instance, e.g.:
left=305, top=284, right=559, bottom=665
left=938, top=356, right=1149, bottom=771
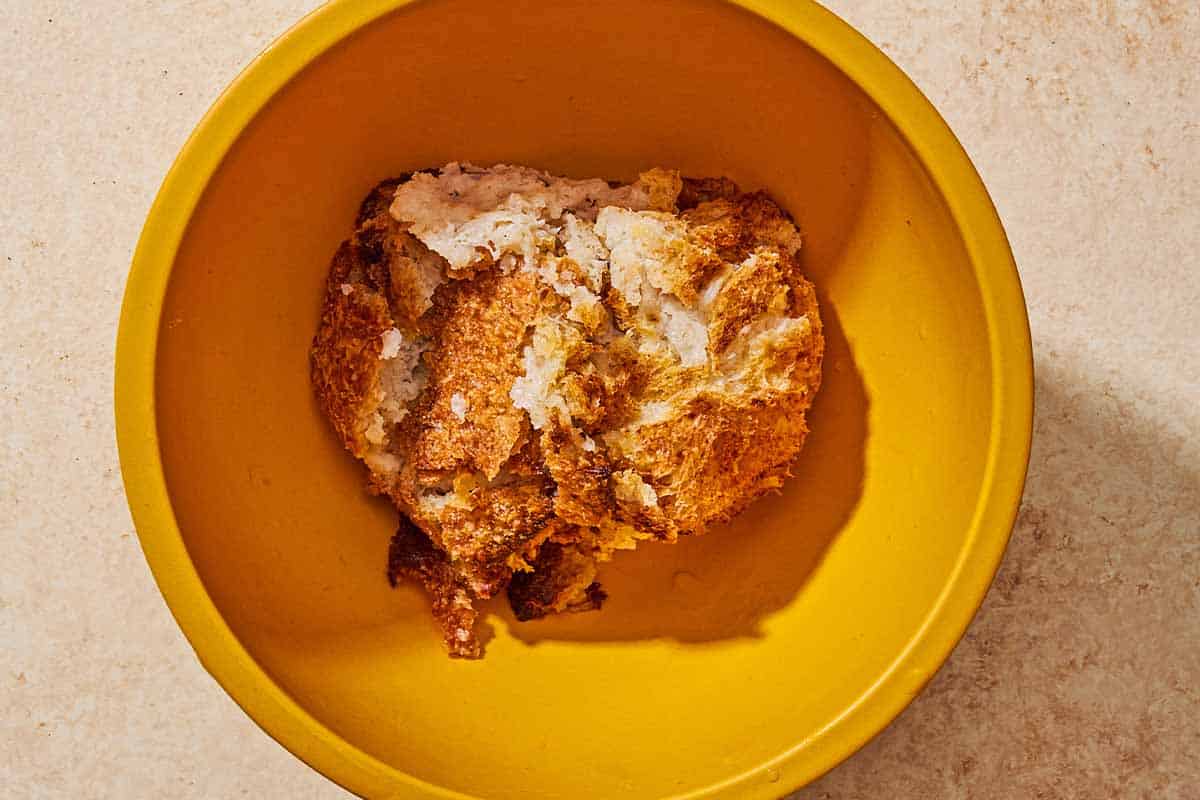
left=379, top=328, right=404, bottom=360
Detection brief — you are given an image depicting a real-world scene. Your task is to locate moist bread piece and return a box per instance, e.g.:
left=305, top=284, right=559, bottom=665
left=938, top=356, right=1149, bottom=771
left=312, top=163, right=823, bottom=656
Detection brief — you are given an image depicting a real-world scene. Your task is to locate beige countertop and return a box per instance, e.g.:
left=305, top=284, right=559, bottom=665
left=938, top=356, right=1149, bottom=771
left=3, top=1, right=1196, bottom=797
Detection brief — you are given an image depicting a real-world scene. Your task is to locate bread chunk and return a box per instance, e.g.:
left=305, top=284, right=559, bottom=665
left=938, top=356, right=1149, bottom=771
left=313, top=164, right=823, bottom=656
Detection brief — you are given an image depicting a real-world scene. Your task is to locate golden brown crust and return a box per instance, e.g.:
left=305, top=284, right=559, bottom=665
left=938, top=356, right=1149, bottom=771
left=706, top=250, right=789, bottom=355
left=540, top=422, right=617, bottom=528
left=313, top=167, right=823, bottom=657
left=677, top=175, right=740, bottom=210
left=310, top=242, right=392, bottom=458
left=684, top=192, right=804, bottom=263
left=411, top=268, right=542, bottom=479
left=422, top=478, right=559, bottom=597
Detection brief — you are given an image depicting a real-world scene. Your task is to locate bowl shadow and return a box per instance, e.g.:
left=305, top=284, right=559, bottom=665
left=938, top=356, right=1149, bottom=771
left=797, top=356, right=1199, bottom=796
left=496, top=299, right=869, bottom=646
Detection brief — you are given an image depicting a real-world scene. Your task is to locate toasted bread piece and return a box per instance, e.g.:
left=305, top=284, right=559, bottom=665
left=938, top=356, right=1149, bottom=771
left=386, top=516, right=480, bottom=658
left=508, top=541, right=607, bottom=621
left=313, top=165, right=822, bottom=656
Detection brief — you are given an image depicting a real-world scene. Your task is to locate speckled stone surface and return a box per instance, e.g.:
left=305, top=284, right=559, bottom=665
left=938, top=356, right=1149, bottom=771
left=2, top=1, right=1196, bottom=797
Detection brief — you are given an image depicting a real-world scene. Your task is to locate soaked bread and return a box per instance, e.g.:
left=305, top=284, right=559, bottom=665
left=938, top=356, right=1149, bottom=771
left=312, top=164, right=823, bottom=656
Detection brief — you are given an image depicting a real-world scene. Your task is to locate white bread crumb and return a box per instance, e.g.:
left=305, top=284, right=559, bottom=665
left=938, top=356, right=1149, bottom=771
left=450, top=392, right=468, bottom=420
left=379, top=328, right=404, bottom=360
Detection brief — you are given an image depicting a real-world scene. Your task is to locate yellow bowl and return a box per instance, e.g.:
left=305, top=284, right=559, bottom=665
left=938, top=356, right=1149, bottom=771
left=116, top=1, right=1032, bottom=797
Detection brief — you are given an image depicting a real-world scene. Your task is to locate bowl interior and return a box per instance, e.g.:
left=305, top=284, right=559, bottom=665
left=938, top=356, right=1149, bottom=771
left=155, top=0, right=994, bottom=796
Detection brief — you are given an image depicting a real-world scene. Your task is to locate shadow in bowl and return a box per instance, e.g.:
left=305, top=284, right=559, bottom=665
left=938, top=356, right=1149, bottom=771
left=498, top=299, right=868, bottom=646
left=800, top=356, right=1199, bottom=796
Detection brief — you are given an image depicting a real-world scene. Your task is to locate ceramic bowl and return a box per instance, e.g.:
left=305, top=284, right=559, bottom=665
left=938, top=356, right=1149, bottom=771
left=116, top=1, right=1033, bottom=797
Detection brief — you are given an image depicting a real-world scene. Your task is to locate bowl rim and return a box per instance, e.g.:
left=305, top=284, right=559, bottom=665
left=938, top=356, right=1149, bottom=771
left=115, top=1, right=1034, bottom=797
